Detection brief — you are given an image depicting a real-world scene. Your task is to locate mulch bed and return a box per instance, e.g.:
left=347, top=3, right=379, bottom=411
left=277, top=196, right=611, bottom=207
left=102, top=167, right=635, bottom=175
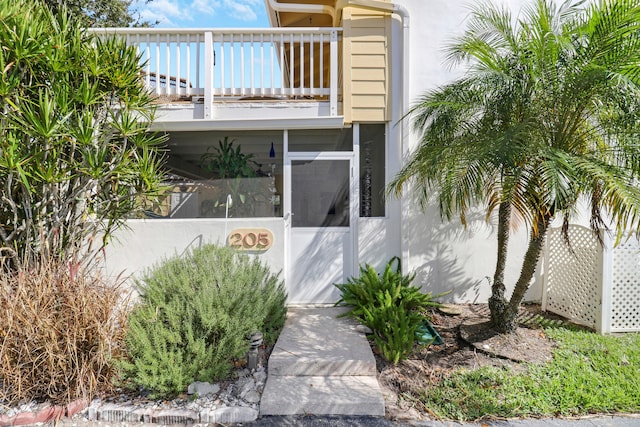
left=376, top=303, right=571, bottom=421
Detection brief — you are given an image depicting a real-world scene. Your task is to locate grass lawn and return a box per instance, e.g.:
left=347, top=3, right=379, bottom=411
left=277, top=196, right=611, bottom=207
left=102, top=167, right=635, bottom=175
left=419, top=327, right=640, bottom=421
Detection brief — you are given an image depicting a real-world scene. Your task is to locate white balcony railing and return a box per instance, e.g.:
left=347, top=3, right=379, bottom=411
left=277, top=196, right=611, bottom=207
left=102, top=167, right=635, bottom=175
left=90, top=27, right=342, bottom=118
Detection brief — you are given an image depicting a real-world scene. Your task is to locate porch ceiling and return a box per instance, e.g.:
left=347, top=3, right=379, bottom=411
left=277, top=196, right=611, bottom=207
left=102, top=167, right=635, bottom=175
left=264, top=0, right=395, bottom=27
left=265, top=0, right=337, bottom=28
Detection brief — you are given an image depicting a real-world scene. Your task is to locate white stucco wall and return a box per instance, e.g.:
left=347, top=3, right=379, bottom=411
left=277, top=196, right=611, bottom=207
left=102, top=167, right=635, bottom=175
left=101, top=218, right=285, bottom=288
left=358, top=217, right=402, bottom=271
left=390, top=0, right=541, bottom=303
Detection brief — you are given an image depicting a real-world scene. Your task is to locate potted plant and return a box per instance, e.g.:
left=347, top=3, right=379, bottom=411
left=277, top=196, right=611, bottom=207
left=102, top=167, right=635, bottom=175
left=200, top=137, right=260, bottom=217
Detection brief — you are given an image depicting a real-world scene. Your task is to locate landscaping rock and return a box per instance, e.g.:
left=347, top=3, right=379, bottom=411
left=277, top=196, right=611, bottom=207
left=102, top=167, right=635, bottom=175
left=437, top=303, right=464, bottom=315
left=208, top=406, right=258, bottom=424
left=151, top=409, right=198, bottom=424
left=356, top=325, right=373, bottom=334
left=243, top=389, right=261, bottom=404
left=239, top=378, right=256, bottom=396
left=253, top=369, right=267, bottom=384
left=187, top=381, right=220, bottom=396
left=96, top=404, right=147, bottom=423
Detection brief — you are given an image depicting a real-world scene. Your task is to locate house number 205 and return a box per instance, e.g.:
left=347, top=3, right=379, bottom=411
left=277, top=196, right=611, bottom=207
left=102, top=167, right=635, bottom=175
left=228, top=228, right=274, bottom=251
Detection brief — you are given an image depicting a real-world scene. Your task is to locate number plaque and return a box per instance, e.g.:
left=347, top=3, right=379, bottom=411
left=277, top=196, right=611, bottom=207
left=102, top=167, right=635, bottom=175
left=228, top=228, right=274, bottom=252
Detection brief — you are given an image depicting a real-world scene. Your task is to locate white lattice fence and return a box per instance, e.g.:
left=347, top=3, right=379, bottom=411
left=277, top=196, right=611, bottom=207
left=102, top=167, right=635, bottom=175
left=542, top=225, right=640, bottom=333
left=611, top=239, right=640, bottom=331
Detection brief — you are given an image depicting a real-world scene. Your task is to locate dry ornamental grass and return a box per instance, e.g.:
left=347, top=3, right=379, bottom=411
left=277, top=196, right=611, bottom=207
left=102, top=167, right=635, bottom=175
left=0, top=260, right=129, bottom=405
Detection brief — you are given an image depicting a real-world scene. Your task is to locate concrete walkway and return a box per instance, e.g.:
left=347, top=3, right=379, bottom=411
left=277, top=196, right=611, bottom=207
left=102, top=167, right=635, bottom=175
left=260, top=307, right=385, bottom=417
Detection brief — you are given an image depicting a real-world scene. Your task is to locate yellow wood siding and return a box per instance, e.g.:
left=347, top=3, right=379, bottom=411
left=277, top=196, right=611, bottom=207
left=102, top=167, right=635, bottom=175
left=342, top=6, right=391, bottom=123
left=351, top=81, right=386, bottom=94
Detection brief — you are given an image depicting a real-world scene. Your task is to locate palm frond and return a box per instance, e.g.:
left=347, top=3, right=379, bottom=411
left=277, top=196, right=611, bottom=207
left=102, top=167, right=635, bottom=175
left=391, top=0, right=640, bottom=241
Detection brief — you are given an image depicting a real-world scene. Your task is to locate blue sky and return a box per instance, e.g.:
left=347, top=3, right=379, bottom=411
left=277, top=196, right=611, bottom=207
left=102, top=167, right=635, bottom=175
left=132, top=0, right=270, bottom=28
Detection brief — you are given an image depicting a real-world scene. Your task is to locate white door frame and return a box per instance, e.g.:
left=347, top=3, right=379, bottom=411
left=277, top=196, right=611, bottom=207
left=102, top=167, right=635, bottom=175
left=283, top=128, right=360, bottom=302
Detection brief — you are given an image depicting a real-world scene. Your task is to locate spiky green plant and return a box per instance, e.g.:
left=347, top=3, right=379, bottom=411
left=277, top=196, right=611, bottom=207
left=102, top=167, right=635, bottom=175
left=0, top=0, right=165, bottom=269
left=335, top=257, right=444, bottom=364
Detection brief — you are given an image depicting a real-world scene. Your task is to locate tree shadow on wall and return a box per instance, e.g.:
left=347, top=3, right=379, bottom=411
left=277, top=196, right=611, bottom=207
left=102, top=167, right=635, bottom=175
left=404, top=205, right=497, bottom=303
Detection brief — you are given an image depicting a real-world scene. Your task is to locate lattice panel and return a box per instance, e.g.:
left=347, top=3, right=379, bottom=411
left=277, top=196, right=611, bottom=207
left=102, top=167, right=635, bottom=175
left=611, top=239, right=640, bottom=332
left=544, top=227, right=601, bottom=329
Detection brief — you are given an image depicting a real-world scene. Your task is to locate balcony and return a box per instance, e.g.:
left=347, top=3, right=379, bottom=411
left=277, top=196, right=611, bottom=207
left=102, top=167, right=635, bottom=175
left=90, top=27, right=343, bottom=124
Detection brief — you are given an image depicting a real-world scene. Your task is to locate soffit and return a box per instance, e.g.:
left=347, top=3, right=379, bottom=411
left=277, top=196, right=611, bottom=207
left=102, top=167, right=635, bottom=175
left=265, top=0, right=337, bottom=28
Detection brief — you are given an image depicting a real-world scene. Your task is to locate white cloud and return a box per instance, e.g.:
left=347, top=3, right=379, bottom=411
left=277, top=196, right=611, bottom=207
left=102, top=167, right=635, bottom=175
left=133, top=0, right=263, bottom=26
left=134, top=0, right=194, bottom=26
left=191, top=0, right=218, bottom=16
left=221, top=0, right=261, bottom=21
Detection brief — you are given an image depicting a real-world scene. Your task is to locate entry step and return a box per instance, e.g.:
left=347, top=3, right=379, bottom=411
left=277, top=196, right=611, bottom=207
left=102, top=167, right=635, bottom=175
left=259, top=375, right=385, bottom=416
left=268, top=307, right=376, bottom=376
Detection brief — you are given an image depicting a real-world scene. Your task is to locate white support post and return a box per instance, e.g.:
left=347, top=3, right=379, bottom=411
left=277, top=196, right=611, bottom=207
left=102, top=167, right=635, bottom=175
left=260, top=33, right=265, bottom=97
left=270, top=34, right=275, bottom=97
left=299, top=34, right=305, bottom=97
left=230, top=36, right=236, bottom=96
left=319, top=33, right=324, bottom=94
left=352, top=123, right=360, bottom=277
left=283, top=129, right=290, bottom=290
left=196, top=33, right=201, bottom=90
left=186, top=34, right=191, bottom=96
left=289, top=34, right=294, bottom=97
left=134, top=33, right=139, bottom=56
left=220, top=35, right=226, bottom=96
left=250, top=33, right=255, bottom=97
left=280, top=33, right=285, bottom=96
left=176, top=35, right=181, bottom=96
left=204, top=31, right=214, bottom=119
left=165, top=40, right=171, bottom=95
left=310, top=33, right=315, bottom=95
left=599, top=232, right=614, bottom=334
left=329, top=29, right=338, bottom=117
left=145, top=34, right=151, bottom=89
left=155, top=34, right=160, bottom=95
left=241, top=34, right=246, bottom=97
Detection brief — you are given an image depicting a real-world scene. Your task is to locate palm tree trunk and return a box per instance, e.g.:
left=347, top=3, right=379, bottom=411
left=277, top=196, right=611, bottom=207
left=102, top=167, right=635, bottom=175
left=492, top=214, right=551, bottom=333
left=489, top=201, right=511, bottom=326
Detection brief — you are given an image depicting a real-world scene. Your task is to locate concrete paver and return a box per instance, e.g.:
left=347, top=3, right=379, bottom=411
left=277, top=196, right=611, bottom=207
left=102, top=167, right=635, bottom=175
left=260, top=375, right=385, bottom=416
left=268, top=307, right=376, bottom=376
left=260, top=307, right=385, bottom=416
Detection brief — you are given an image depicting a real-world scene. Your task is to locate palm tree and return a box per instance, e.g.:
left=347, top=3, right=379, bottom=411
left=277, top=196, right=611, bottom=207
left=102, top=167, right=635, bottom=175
left=390, top=0, right=640, bottom=333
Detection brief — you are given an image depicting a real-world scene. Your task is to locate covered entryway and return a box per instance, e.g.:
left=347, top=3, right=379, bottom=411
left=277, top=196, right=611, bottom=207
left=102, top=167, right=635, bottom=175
left=284, top=129, right=357, bottom=304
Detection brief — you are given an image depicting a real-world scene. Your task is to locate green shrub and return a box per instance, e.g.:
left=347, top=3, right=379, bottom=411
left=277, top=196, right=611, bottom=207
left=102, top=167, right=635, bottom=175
left=0, top=259, right=128, bottom=405
left=118, top=244, right=287, bottom=398
left=335, top=256, right=443, bottom=364
left=0, top=0, right=165, bottom=271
